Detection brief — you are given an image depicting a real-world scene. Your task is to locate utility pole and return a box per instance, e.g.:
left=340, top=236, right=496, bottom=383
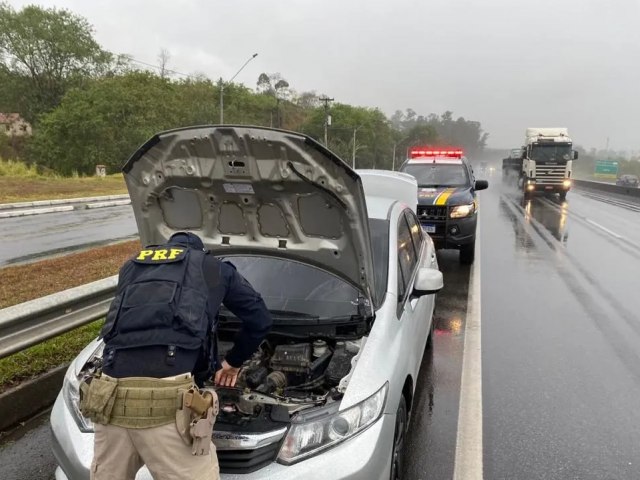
left=319, top=96, right=334, bottom=146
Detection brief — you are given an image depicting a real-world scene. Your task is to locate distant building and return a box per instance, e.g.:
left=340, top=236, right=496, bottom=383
left=0, top=113, right=32, bottom=137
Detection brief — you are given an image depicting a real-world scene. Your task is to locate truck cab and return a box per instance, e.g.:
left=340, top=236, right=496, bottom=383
left=522, top=128, right=578, bottom=200
left=399, top=147, right=488, bottom=264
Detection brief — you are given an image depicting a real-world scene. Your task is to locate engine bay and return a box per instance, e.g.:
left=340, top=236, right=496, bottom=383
left=213, top=336, right=365, bottom=430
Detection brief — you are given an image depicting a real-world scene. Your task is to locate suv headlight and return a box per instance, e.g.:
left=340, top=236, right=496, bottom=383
left=450, top=203, right=475, bottom=218
left=277, top=383, right=388, bottom=465
left=62, top=342, right=103, bottom=433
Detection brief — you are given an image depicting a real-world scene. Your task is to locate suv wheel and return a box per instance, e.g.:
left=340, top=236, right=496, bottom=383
left=460, top=243, right=475, bottom=265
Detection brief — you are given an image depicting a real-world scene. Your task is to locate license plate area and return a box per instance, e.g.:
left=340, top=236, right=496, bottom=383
left=424, top=225, right=436, bottom=233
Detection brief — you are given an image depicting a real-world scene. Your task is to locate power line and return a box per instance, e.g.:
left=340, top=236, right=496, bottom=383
left=127, top=58, right=194, bottom=79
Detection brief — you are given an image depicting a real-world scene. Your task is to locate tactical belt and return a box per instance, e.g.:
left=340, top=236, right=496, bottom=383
left=80, top=374, right=195, bottom=429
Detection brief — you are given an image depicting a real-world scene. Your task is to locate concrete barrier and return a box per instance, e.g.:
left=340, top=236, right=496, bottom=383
left=572, top=179, right=640, bottom=199
left=0, top=205, right=75, bottom=218
left=0, top=194, right=130, bottom=211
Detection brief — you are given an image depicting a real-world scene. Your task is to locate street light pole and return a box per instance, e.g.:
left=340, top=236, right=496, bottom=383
left=219, top=53, right=258, bottom=124
left=392, top=136, right=410, bottom=171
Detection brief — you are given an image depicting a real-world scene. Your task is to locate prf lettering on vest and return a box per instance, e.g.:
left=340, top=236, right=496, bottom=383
left=168, top=248, right=184, bottom=260
left=136, top=248, right=185, bottom=262
left=152, top=249, right=168, bottom=261
left=136, top=250, right=154, bottom=261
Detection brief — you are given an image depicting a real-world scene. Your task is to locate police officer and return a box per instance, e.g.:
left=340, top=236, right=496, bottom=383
left=81, top=232, right=272, bottom=480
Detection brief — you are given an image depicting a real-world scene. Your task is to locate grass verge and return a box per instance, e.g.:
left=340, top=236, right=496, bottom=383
left=0, top=175, right=127, bottom=203
left=0, top=239, right=140, bottom=391
left=0, top=321, right=102, bottom=394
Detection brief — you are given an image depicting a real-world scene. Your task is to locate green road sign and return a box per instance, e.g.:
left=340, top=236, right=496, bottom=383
left=594, top=160, right=619, bottom=179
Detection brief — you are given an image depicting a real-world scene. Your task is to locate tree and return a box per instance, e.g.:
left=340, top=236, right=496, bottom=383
left=256, top=72, right=291, bottom=128
left=300, top=103, right=395, bottom=169
left=29, top=72, right=183, bottom=174
left=0, top=3, right=113, bottom=121
left=157, top=48, right=171, bottom=79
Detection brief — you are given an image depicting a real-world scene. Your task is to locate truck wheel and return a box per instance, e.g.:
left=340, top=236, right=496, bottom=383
left=390, top=395, right=408, bottom=480
left=460, top=243, right=475, bottom=265
left=559, top=191, right=567, bottom=201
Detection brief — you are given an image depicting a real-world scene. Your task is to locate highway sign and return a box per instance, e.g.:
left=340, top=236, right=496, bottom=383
left=594, top=160, right=619, bottom=179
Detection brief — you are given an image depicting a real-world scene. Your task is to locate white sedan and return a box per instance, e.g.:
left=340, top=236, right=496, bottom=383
left=51, top=126, right=443, bottom=480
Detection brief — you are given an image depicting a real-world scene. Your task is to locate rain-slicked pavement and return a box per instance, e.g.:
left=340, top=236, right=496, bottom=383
left=0, top=205, right=137, bottom=266
left=2, top=179, right=640, bottom=479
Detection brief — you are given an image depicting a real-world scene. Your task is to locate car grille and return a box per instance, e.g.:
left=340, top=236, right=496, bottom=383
left=218, top=442, right=281, bottom=474
left=417, top=205, right=447, bottom=220
left=534, top=165, right=566, bottom=185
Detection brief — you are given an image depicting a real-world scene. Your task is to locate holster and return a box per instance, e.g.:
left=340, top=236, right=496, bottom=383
left=176, top=388, right=219, bottom=450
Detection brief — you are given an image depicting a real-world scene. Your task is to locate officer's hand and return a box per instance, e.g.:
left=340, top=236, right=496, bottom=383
left=214, top=360, right=241, bottom=387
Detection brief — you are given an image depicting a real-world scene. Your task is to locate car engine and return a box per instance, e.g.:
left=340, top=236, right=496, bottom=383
left=214, top=337, right=364, bottom=427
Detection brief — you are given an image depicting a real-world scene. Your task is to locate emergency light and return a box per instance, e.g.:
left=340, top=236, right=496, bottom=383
left=409, top=147, right=464, bottom=159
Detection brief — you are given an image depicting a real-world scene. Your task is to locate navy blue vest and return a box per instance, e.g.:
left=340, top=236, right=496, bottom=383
left=101, top=244, right=218, bottom=376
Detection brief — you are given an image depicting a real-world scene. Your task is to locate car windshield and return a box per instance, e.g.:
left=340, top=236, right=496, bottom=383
left=530, top=144, right=573, bottom=161
left=219, top=219, right=389, bottom=319
left=402, top=163, right=470, bottom=187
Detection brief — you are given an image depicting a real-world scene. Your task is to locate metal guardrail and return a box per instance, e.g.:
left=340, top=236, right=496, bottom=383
left=0, top=276, right=117, bottom=359
left=572, top=179, right=640, bottom=199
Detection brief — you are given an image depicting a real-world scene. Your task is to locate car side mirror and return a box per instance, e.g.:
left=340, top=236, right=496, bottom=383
left=573, top=150, right=579, bottom=160
left=474, top=179, right=489, bottom=191
left=413, top=267, right=443, bottom=296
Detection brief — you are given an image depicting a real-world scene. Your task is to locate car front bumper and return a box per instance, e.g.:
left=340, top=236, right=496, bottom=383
left=421, top=214, right=477, bottom=250
left=51, top=391, right=396, bottom=480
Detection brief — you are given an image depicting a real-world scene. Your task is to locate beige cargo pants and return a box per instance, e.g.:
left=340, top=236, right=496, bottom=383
left=91, top=421, right=220, bottom=480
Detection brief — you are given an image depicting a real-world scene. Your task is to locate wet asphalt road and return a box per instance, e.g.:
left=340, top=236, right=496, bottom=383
left=2, top=180, right=640, bottom=479
left=0, top=205, right=137, bottom=266
left=483, top=183, right=640, bottom=479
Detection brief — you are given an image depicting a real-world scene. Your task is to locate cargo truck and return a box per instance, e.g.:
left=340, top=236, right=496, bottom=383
left=503, top=128, right=578, bottom=200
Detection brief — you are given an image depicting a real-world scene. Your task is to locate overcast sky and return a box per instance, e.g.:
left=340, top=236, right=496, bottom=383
left=9, top=0, right=640, bottom=150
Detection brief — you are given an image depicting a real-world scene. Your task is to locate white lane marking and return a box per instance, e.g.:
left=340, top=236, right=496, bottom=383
left=453, top=221, right=483, bottom=480
left=585, top=219, right=624, bottom=240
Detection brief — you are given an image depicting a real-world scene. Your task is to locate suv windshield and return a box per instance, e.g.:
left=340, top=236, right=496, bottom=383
left=219, top=219, right=389, bottom=319
left=402, top=163, right=470, bottom=187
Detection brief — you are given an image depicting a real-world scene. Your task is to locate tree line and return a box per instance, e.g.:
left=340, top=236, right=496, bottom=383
left=0, top=3, right=490, bottom=175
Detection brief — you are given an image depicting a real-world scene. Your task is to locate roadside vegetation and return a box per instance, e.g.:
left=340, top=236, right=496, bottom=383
left=0, top=170, right=127, bottom=204
left=1, top=3, right=489, bottom=178
left=0, top=240, right=139, bottom=391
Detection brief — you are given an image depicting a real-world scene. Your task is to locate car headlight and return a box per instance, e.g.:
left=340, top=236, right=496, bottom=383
left=277, top=383, right=388, bottom=465
left=450, top=203, right=475, bottom=219
left=62, top=342, right=103, bottom=433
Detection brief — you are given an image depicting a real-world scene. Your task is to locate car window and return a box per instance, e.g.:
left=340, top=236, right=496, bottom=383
left=369, top=218, right=389, bottom=307
left=220, top=218, right=389, bottom=318
left=397, top=214, right=418, bottom=301
left=402, top=163, right=470, bottom=187
left=219, top=256, right=358, bottom=319
left=404, top=210, right=423, bottom=259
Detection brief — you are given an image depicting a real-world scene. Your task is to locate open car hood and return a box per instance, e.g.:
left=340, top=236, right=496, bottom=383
left=123, top=125, right=377, bottom=305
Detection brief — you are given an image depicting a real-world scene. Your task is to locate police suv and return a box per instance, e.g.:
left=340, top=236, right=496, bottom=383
left=399, top=147, right=488, bottom=264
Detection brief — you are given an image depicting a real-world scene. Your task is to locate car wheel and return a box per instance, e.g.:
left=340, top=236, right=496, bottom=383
left=390, top=395, right=408, bottom=480
left=460, top=243, right=475, bottom=265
